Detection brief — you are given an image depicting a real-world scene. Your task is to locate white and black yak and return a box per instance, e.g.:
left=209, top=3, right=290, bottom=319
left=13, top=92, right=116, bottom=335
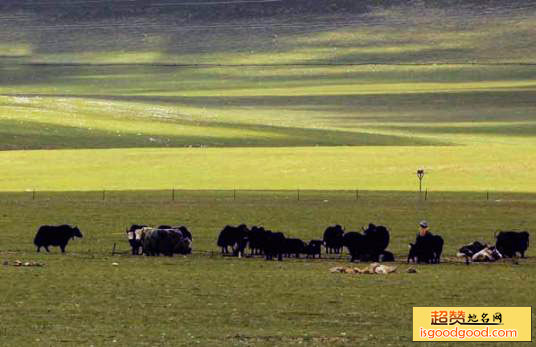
left=471, top=246, right=503, bottom=262
left=126, top=224, right=147, bottom=255
left=141, top=228, right=192, bottom=256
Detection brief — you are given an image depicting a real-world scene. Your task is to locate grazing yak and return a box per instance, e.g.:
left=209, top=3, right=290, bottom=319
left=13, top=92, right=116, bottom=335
left=304, top=240, right=323, bottom=258
left=363, top=224, right=390, bottom=258
left=157, top=225, right=193, bottom=241
left=263, top=231, right=286, bottom=261
left=379, top=250, right=395, bottom=262
left=248, top=226, right=268, bottom=255
left=342, top=224, right=391, bottom=262
left=342, top=231, right=366, bottom=261
left=495, top=231, right=530, bottom=258
left=323, top=225, right=344, bottom=254
left=408, top=233, right=444, bottom=264
left=34, top=225, right=83, bottom=253
left=284, top=238, right=306, bottom=258
left=217, top=224, right=249, bottom=254
left=141, top=228, right=191, bottom=256
left=126, top=224, right=147, bottom=255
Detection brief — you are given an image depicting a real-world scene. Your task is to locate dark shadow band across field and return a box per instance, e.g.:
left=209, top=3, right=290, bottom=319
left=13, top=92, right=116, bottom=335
left=0, top=115, right=447, bottom=150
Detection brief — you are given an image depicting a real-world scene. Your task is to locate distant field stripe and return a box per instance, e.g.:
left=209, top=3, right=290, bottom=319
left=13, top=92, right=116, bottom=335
left=12, top=62, right=536, bottom=67
left=1, top=146, right=535, bottom=192
left=136, top=80, right=536, bottom=97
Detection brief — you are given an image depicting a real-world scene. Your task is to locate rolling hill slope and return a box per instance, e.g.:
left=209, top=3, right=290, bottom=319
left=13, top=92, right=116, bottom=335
left=1, top=0, right=535, bottom=190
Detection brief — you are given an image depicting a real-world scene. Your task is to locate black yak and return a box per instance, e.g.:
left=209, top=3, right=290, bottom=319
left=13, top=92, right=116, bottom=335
left=284, top=238, right=306, bottom=258
left=158, top=225, right=192, bottom=241
left=342, top=231, right=366, bottom=261
left=263, top=231, right=286, bottom=261
left=34, top=225, right=83, bottom=253
left=323, top=225, right=344, bottom=254
left=304, top=240, right=323, bottom=258
left=408, top=233, right=444, bottom=264
left=495, top=231, right=530, bottom=258
left=342, top=224, right=391, bottom=262
left=217, top=224, right=249, bottom=254
left=248, top=226, right=268, bottom=255
left=379, top=250, right=395, bottom=262
left=362, top=224, right=390, bottom=257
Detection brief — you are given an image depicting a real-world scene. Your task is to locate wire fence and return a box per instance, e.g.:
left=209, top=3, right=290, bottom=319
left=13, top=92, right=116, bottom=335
left=1, top=189, right=536, bottom=203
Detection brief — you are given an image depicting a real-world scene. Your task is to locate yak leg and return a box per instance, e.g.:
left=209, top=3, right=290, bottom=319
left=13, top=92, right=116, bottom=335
left=44, top=246, right=50, bottom=253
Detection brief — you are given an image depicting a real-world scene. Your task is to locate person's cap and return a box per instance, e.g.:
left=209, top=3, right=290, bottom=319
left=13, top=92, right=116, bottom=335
left=419, top=220, right=428, bottom=228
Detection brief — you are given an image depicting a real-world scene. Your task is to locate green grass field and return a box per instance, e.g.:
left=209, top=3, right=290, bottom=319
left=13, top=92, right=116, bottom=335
left=0, top=191, right=535, bottom=346
left=1, top=1, right=536, bottom=345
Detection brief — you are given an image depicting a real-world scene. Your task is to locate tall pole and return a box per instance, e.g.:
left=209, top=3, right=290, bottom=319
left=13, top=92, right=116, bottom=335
left=417, top=169, right=425, bottom=193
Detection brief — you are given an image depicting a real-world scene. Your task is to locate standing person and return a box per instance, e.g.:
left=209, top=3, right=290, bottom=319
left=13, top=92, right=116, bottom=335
left=409, top=220, right=443, bottom=264
left=418, top=220, right=429, bottom=237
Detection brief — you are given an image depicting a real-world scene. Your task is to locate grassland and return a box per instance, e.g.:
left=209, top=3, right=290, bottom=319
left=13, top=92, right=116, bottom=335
left=0, top=191, right=535, bottom=346
left=1, top=145, right=536, bottom=192
left=1, top=1, right=536, bottom=345
left=1, top=63, right=536, bottom=191
left=2, top=3, right=536, bottom=193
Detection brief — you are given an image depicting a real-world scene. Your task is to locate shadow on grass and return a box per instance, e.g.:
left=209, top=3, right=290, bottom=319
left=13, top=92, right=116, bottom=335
left=0, top=116, right=447, bottom=151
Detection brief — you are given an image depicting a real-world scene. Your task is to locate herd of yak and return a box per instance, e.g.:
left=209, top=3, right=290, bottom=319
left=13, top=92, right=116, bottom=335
left=32, top=223, right=530, bottom=264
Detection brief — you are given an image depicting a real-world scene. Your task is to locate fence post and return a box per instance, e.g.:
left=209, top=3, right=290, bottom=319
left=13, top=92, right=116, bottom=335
left=355, top=189, right=359, bottom=200
left=102, top=189, right=106, bottom=201
left=233, top=189, right=236, bottom=201
left=424, top=189, right=428, bottom=201
left=297, top=189, right=300, bottom=201
left=32, top=189, right=36, bottom=201
left=172, top=188, right=175, bottom=201
left=486, top=191, right=489, bottom=201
